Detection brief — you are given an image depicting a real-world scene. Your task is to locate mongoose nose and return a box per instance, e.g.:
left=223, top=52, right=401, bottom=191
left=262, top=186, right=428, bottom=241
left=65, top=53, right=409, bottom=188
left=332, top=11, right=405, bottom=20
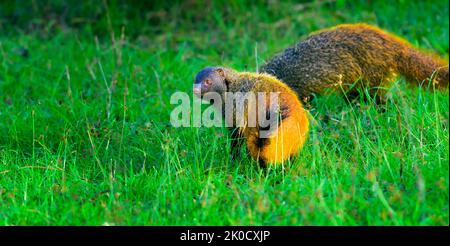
left=194, top=88, right=202, bottom=96
left=193, top=84, right=202, bottom=97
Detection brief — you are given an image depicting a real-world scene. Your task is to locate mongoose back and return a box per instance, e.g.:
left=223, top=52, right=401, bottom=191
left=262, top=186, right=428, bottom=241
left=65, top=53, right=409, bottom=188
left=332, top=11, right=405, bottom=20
left=260, top=23, right=449, bottom=101
left=193, top=67, right=309, bottom=166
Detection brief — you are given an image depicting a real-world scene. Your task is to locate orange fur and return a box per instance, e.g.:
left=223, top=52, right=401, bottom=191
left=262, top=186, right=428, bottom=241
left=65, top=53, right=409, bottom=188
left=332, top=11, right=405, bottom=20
left=259, top=97, right=309, bottom=165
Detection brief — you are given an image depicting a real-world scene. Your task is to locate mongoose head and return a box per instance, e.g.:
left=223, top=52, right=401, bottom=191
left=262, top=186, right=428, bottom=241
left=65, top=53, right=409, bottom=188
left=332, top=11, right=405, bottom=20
left=193, top=67, right=227, bottom=99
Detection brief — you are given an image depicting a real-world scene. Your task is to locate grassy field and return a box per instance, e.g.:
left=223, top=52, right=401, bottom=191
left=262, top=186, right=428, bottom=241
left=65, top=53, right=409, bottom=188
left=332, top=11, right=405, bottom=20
left=0, top=0, right=448, bottom=225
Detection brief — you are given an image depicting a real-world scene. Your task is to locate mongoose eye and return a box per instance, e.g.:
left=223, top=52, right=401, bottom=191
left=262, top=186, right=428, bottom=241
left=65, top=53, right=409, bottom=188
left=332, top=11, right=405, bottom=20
left=204, top=79, right=212, bottom=86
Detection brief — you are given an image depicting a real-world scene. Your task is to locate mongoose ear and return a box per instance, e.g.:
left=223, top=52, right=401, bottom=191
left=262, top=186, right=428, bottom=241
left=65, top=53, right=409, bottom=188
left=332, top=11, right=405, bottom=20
left=215, top=67, right=229, bottom=90
left=216, top=68, right=225, bottom=77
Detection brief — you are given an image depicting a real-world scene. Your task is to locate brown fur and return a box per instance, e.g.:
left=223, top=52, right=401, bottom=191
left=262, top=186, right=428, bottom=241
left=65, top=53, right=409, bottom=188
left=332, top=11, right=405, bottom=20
left=260, top=23, right=449, bottom=101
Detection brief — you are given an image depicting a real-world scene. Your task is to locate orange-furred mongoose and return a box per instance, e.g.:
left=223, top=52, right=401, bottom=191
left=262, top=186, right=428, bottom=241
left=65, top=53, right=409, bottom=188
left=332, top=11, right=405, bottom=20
left=259, top=23, right=449, bottom=102
left=193, top=67, right=309, bottom=166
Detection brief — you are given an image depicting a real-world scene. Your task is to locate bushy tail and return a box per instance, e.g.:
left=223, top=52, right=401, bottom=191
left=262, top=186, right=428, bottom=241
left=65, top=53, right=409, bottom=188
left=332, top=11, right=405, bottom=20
left=397, top=47, right=449, bottom=89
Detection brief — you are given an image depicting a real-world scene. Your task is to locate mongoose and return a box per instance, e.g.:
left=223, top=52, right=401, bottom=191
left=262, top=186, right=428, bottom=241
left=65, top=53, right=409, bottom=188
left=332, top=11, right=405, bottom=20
left=260, top=23, right=449, bottom=102
left=193, top=67, right=309, bottom=166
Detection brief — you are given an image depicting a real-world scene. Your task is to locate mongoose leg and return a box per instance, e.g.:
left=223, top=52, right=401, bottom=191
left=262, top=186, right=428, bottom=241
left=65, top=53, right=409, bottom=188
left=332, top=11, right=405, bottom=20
left=229, top=127, right=244, bottom=161
left=369, top=77, right=394, bottom=105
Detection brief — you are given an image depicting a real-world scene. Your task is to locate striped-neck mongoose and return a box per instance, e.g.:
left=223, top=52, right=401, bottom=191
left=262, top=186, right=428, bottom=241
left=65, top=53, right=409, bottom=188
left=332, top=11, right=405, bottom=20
left=193, top=67, right=309, bottom=166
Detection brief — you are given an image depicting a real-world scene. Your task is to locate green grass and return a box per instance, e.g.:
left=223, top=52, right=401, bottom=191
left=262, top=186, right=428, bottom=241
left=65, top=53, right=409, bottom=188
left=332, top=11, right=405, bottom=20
left=0, top=0, right=448, bottom=225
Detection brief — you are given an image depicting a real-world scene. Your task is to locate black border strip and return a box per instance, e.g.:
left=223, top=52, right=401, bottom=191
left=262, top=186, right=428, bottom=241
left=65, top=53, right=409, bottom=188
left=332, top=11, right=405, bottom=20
left=0, top=226, right=449, bottom=243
